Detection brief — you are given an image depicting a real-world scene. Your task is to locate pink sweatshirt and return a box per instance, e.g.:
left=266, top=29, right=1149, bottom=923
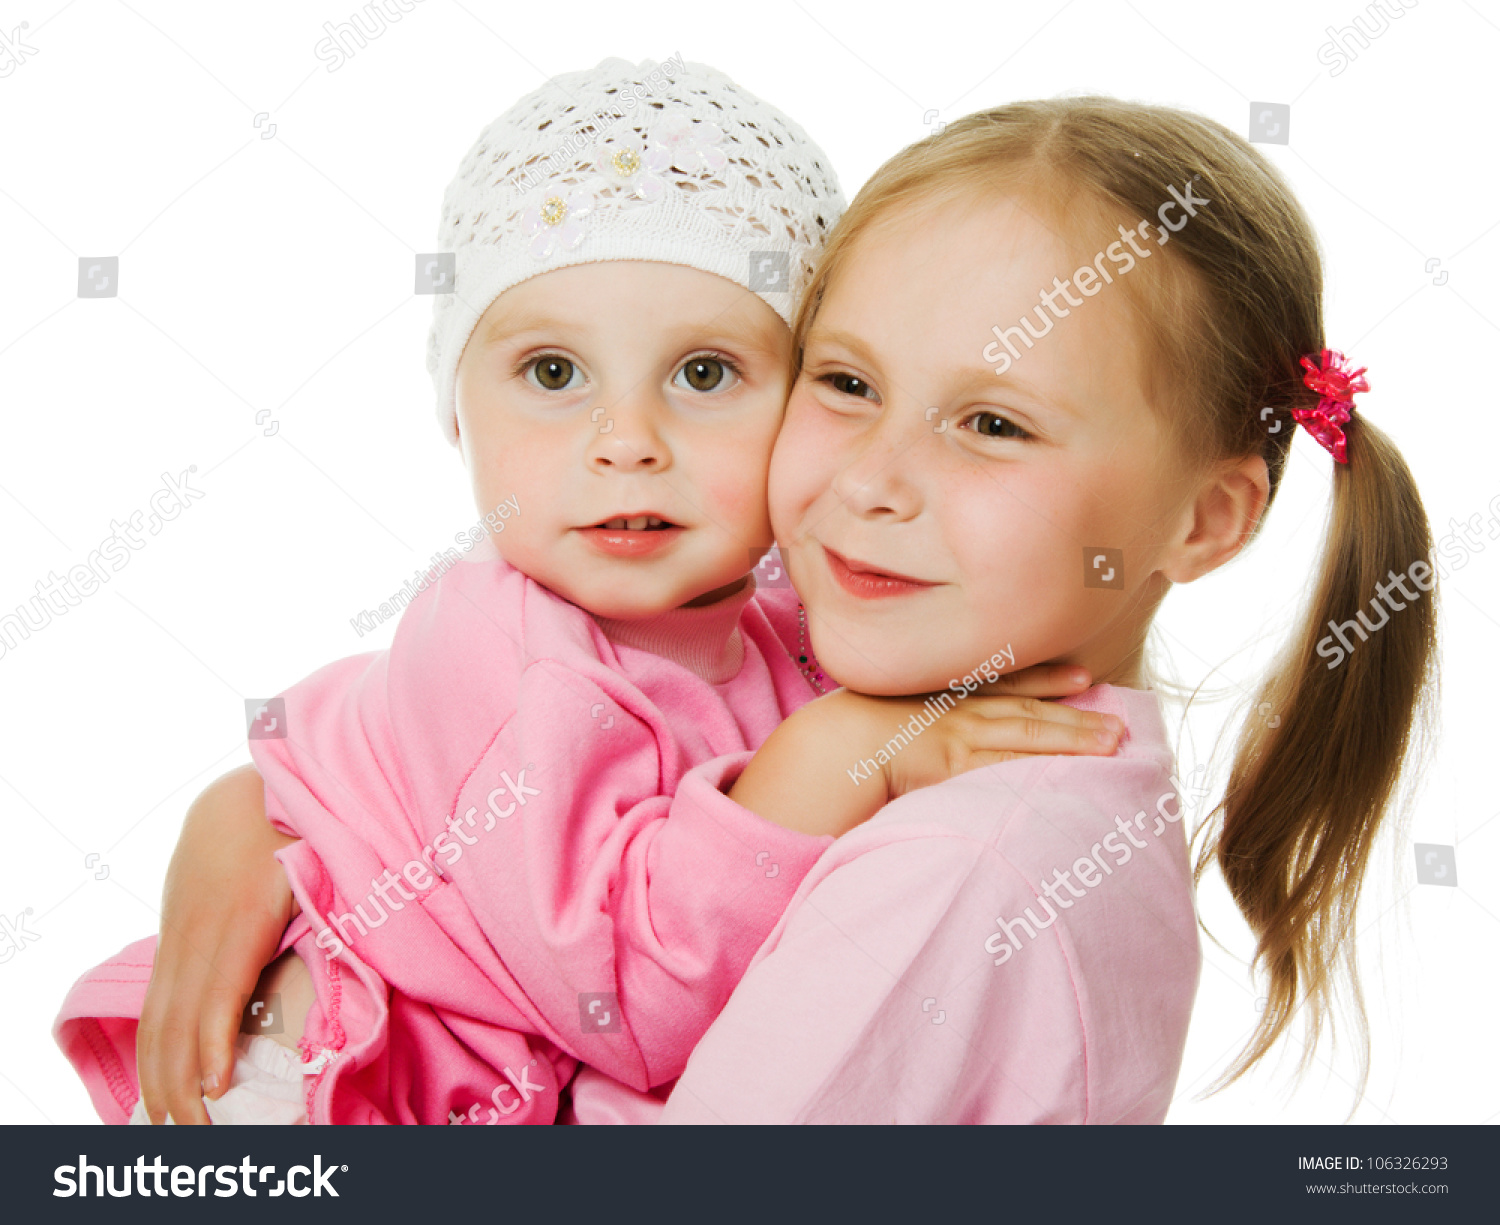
left=54, top=555, right=833, bottom=1124
left=562, top=684, right=1202, bottom=1124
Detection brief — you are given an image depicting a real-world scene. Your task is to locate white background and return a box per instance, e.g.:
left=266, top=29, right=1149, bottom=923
left=0, top=0, right=1495, bottom=1125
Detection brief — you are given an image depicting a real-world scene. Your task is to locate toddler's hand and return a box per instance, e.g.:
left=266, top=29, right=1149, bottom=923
left=136, top=764, right=299, bottom=1125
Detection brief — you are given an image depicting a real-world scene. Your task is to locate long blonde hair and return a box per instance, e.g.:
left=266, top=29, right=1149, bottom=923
left=792, top=97, right=1439, bottom=1103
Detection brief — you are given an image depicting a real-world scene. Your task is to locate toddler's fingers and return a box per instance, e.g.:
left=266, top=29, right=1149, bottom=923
left=198, top=984, right=244, bottom=1103
left=150, top=923, right=224, bottom=1123
left=141, top=1010, right=212, bottom=1126
left=138, top=964, right=189, bottom=1124
left=136, top=983, right=172, bottom=1125
left=159, top=1011, right=214, bottom=1125
left=163, top=1069, right=213, bottom=1125
left=198, top=939, right=278, bottom=1101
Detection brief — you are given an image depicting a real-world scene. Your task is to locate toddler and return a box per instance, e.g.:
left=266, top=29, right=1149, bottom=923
left=55, top=59, right=1117, bottom=1126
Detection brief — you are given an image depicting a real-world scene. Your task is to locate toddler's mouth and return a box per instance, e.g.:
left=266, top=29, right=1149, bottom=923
left=577, top=514, right=685, bottom=558
left=591, top=514, right=677, bottom=531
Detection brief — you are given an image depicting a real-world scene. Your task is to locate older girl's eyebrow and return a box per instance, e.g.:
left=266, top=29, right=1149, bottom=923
left=802, top=326, right=880, bottom=368
left=967, top=367, right=1073, bottom=413
left=809, top=326, right=1078, bottom=419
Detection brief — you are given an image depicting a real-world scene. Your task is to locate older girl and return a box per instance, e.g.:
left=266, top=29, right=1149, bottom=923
left=586, top=95, right=1436, bottom=1123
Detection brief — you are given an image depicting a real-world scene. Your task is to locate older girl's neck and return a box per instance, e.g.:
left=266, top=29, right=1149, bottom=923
left=1076, top=626, right=1152, bottom=691
left=1094, top=655, right=1147, bottom=690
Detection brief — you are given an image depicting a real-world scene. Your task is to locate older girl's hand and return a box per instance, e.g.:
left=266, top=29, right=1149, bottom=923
left=727, top=664, right=1118, bottom=838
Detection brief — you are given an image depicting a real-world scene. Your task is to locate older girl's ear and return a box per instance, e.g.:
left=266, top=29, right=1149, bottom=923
left=1160, top=453, right=1270, bottom=584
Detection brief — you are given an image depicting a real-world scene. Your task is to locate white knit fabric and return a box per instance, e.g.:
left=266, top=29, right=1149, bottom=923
left=425, top=56, right=845, bottom=445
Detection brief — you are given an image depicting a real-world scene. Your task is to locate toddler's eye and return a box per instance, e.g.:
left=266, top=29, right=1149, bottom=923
left=527, top=355, right=579, bottom=391
left=675, top=355, right=738, bottom=393
left=965, top=411, right=1029, bottom=440
left=824, top=372, right=875, bottom=400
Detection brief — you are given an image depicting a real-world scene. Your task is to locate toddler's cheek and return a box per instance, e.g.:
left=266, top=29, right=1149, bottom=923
left=704, top=468, right=773, bottom=533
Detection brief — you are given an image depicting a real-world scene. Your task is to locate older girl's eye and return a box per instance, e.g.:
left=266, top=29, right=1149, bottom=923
left=527, top=355, right=579, bottom=391
left=675, top=355, right=740, bottom=393
left=965, top=411, right=1029, bottom=440
left=824, top=372, right=875, bottom=400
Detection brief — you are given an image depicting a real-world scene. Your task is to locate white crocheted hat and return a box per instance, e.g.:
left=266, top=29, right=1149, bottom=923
left=425, top=56, right=845, bottom=445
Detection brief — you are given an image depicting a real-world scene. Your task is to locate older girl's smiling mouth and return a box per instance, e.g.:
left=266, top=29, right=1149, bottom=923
left=820, top=544, right=941, bottom=599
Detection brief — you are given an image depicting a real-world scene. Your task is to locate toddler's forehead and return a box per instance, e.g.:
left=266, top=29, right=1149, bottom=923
left=478, top=262, right=791, bottom=344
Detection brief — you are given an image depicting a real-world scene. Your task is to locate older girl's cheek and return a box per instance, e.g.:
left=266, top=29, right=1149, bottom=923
left=772, top=450, right=828, bottom=534
left=777, top=392, right=839, bottom=462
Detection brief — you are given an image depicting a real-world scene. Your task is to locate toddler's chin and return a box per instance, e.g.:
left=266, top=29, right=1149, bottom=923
left=568, top=578, right=691, bottom=621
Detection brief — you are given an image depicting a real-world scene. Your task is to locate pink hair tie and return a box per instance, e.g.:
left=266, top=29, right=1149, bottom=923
left=1294, top=349, right=1369, bottom=464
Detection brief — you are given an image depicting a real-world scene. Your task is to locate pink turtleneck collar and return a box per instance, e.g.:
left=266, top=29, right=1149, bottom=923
left=594, top=576, right=758, bottom=685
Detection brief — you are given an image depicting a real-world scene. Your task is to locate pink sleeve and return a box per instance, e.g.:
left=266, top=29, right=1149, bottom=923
left=247, top=561, right=542, bottom=872
left=657, top=833, right=1089, bottom=1124
left=435, top=692, right=834, bottom=1090
left=251, top=563, right=833, bottom=1093
left=249, top=649, right=420, bottom=860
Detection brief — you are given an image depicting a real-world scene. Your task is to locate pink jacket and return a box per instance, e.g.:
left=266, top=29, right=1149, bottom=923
left=563, top=685, right=1202, bottom=1124
left=54, top=556, right=832, bottom=1124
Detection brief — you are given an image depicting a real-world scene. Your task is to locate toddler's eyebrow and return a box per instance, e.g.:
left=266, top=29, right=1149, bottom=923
left=482, top=314, right=578, bottom=348
left=627, top=308, right=790, bottom=357
left=485, top=316, right=788, bottom=360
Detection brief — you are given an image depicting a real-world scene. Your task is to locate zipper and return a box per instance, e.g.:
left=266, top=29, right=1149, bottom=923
left=297, top=1048, right=339, bottom=1076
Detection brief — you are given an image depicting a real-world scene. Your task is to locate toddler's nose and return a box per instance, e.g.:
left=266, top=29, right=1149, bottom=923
left=585, top=398, right=670, bottom=472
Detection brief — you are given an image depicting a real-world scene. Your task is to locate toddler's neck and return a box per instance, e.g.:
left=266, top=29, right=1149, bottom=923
left=594, top=578, right=757, bottom=684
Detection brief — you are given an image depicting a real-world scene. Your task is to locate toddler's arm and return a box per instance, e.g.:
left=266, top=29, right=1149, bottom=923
left=418, top=664, right=1115, bottom=1088
left=136, top=764, right=299, bottom=1125
left=206, top=560, right=1112, bottom=1098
